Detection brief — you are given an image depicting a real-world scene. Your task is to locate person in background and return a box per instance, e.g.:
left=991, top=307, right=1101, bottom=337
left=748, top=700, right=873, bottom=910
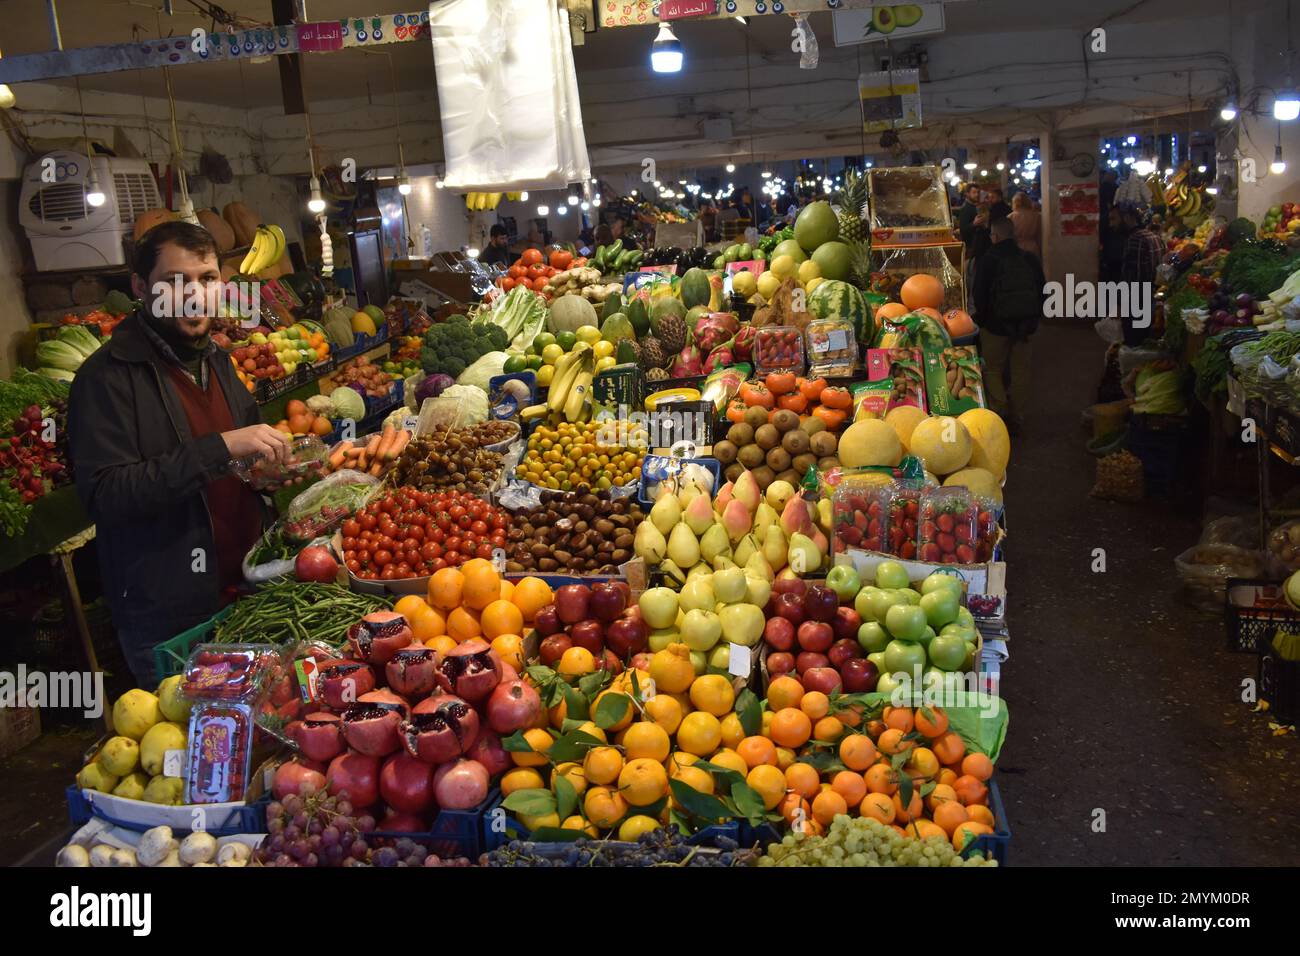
left=1099, top=205, right=1127, bottom=282
left=699, top=199, right=719, bottom=242
left=68, top=222, right=288, bottom=685
left=480, top=223, right=511, bottom=267
left=734, top=188, right=755, bottom=223
left=1119, top=203, right=1164, bottom=346
left=526, top=224, right=545, bottom=249
left=1098, top=169, right=1119, bottom=244
left=1008, top=191, right=1042, bottom=262
left=956, top=184, right=982, bottom=249
left=973, top=217, right=1045, bottom=434
left=594, top=223, right=614, bottom=248
left=610, top=216, right=638, bottom=250
left=968, top=187, right=1011, bottom=262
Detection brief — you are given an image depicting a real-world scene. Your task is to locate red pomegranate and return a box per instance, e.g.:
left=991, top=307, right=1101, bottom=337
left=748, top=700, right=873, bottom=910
left=316, top=660, right=375, bottom=712
left=467, top=730, right=512, bottom=776
left=340, top=689, right=409, bottom=757
left=385, top=646, right=440, bottom=699
left=436, top=638, right=502, bottom=703
left=486, top=678, right=542, bottom=734
left=325, top=750, right=380, bottom=808
left=291, top=712, right=344, bottom=763
left=379, top=751, right=436, bottom=815
left=347, top=611, right=413, bottom=667
left=434, top=759, right=489, bottom=810
left=400, top=694, right=479, bottom=764
left=272, top=759, right=327, bottom=800
left=377, top=810, right=426, bottom=833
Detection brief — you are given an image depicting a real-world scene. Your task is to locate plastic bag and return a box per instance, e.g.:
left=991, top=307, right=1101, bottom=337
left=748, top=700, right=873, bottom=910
left=1266, top=519, right=1300, bottom=571
left=832, top=483, right=890, bottom=554
left=1175, top=543, right=1268, bottom=614
left=918, top=487, right=978, bottom=564
left=1090, top=450, right=1144, bottom=501
left=281, top=469, right=380, bottom=543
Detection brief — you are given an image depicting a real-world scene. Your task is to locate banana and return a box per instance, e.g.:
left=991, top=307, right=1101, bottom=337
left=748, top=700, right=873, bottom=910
left=239, top=226, right=270, bottom=274
left=487, top=193, right=502, bottom=210
left=547, top=351, right=582, bottom=412
left=266, top=224, right=286, bottom=263
left=564, top=365, right=593, bottom=422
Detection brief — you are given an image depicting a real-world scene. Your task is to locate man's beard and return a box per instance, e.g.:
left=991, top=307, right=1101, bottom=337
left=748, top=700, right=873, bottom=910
left=145, top=292, right=212, bottom=344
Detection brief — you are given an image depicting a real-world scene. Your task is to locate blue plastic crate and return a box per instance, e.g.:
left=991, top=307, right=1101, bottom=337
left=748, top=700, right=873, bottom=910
left=974, top=775, right=1011, bottom=865
left=66, top=784, right=269, bottom=836
left=333, top=325, right=391, bottom=362
left=482, top=811, right=740, bottom=853
left=370, top=787, right=502, bottom=860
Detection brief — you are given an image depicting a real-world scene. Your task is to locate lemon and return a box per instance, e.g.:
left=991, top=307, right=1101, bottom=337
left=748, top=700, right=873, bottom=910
left=541, top=343, right=564, bottom=364
left=618, top=815, right=661, bottom=841
left=805, top=276, right=825, bottom=294
left=770, top=255, right=797, bottom=280
left=797, top=259, right=822, bottom=283
left=595, top=355, right=617, bottom=372
left=576, top=325, right=602, bottom=345
left=536, top=364, right=555, bottom=387
left=756, top=270, right=781, bottom=299
left=519, top=811, right=560, bottom=831
left=731, top=270, right=758, bottom=297
left=593, top=340, right=615, bottom=359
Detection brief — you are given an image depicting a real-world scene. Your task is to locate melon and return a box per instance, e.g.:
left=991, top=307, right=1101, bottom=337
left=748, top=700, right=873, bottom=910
left=549, top=294, right=599, bottom=333
left=680, top=268, right=712, bottom=309
left=957, top=408, right=1010, bottom=479
left=196, top=208, right=236, bottom=251
left=908, top=416, right=972, bottom=476
left=810, top=241, right=853, bottom=282
left=771, top=239, right=807, bottom=264
left=838, top=418, right=903, bottom=469
left=132, top=208, right=176, bottom=241
left=943, top=467, right=1002, bottom=504
left=884, top=405, right=927, bottom=451
left=222, top=201, right=261, bottom=247
left=793, top=200, right=839, bottom=253
left=808, top=279, right=872, bottom=344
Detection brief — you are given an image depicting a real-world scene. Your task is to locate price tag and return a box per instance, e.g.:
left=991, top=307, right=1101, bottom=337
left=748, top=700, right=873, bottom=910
left=163, top=749, right=186, bottom=778
left=727, top=643, right=751, bottom=677
left=401, top=415, right=419, bottom=432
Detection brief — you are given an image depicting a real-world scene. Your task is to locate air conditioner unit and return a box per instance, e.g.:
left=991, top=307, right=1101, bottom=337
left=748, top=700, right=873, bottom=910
left=19, top=150, right=162, bottom=272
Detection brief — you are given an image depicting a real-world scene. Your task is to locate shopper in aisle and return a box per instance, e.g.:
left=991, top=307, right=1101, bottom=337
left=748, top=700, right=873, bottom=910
left=734, top=188, right=756, bottom=223
left=1099, top=204, right=1128, bottom=281
left=956, top=184, right=982, bottom=249
left=1119, top=203, right=1164, bottom=346
left=480, top=223, right=512, bottom=267
left=973, top=217, right=1045, bottom=432
left=610, top=216, right=638, bottom=250
left=1009, top=191, right=1042, bottom=261
left=67, top=221, right=288, bottom=685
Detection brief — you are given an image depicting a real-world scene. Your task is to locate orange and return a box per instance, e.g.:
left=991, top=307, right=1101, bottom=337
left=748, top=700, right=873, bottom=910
left=767, top=676, right=805, bottom=712
left=839, top=734, right=877, bottom=771
left=961, top=752, right=994, bottom=782
left=877, top=728, right=914, bottom=756
left=891, top=789, right=923, bottom=824
left=643, top=695, right=684, bottom=735
left=622, top=722, right=671, bottom=762
left=966, top=804, right=996, bottom=828
left=480, top=599, right=524, bottom=640
left=745, top=764, right=786, bottom=810
left=835, top=701, right=865, bottom=728
left=592, top=690, right=633, bottom=732
left=907, top=819, right=947, bottom=843
left=427, top=567, right=465, bottom=611
left=925, top=783, right=958, bottom=813
left=425, top=634, right=456, bottom=656
left=952, top=821, right=992, bottom=852
left=557, top=646, right=597, bottom=678
left=866, top=719, right=886, bottom=739
left=785, top=762, right=821, bottom=799
left=688, top=675, right=734, bottom=716
left=953, top=774, right=989, bottom=806
left=708, top=749, right=749, bottom=777
left=736, top=735, right=778, bottom=769
left=498, top=578, right=515, bottom=601
left=883, top=706, right=914, bottom=733
left=859, top=792, right=895, bottom=824
left=552, top=762, right=587, bottom=796
left=410, top=605, right=447, bottom=643
left=932, top=799, right=969, bottom=836
left=618, top=758, right=669, bottom=806
left=813, top=716, right=844, bottom=744
left=460, top=559, right=501, bottom=610
left=830, top=771, right=866, bottom=807
left=446, top=606, right=482, bottom=642
left=811, top=790, right=848, bottom=826
left=500, top=767, right=545, bottom=795
left=864, top=763, right=899, bottom=796
left=890, top=825, right=908, bottom=838
left=900, top=273, right=944, bottom=310
left=583, top=746, right=624, bottom=785
left=665, top=751, right=699, bottom=777
left=719, top=712, right=745, bottom=749
left=914, top=706, right=949, bottom=738
left=583, top=786, right=628, bottom=829
left=490, top=633, right=525, bottom=670
left=394, top=594, right=431, bottom=620
left=778, top=792, right=812, bottom=829
left=511, top=728, right=553, bottom=767
left=672, top=765, right=714, bottom=797
left=768, top=708, right=813, bottom=749
left=775, top=747, right=799, bottom=771
left=510, top=576, right=553, bottom=622
left=936, top=768, right=959, bottom=788
left=799, top=691, right=830, bottom=720
left=677, top=712, right=722, bottom=756
left=875, top=301, right=910, bottom=320
left=905, top=746, right=939, bottom=780
left=931, top=731, right=966, bottom=766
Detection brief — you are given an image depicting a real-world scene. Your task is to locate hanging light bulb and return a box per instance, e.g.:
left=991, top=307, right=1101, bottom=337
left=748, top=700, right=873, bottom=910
left=592, top=197, right=601, bottom=207
left=1273, top=143, right=1287, bottom=175
left=963, top=160, right=977, bottom=171
left=1206, top=186, right=1219, bottom=195
left=1220, top=100, right=1238, bottom=121
left=397, top=169, right=412, bottom=196
left=996, top=162, right=1005, bottom=171
left=580, top=201, right=590, bottom=210
left=651, top=23, right=683, bottom=73
left=1276, top=86, right=1300, bottom=122
left=84, top=167, right=106, bottom=208
left=557, top=204, right=568, bottom=215
left=307, top=176, right=326, bottom=213
left=520, top=191, right=529, bottom=201
left=467, top=247, right=480, bottom=257
left=0, top=85, right=14, bottom=110
left=537, top=204, right=549, bottom=216
left=1197, top=165, right=1207, bottom=173
left=726, top=163, right=735, bottom=172
left=567, top=194, right=579, bottom=206
left=435, top=179, right=445, bottom=189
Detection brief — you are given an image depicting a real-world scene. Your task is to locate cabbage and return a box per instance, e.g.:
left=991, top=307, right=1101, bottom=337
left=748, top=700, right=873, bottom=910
left=417, top=373, right=455, bottom=404
left=424, top=384, right=488, bottom=427
left=457, top=351, right=508, bottom=391
left=1133, top=366, right=1185, bottom=415
left=331, top=386, right=366, bottom=420
left=36, top=340, right=86, bottom=372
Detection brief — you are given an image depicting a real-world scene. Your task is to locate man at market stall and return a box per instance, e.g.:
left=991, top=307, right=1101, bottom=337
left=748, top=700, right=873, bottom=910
left=973, top=217, right=1046, bottom=434
left=67, top=221, right=290, bottom=685
left=1119, top=203, right=1164, bottom=346
left=480, top=223, right=512, bottom=267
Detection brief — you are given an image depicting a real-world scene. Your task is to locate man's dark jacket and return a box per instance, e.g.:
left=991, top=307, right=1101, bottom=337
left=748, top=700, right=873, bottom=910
left=67, top=313, right=260, bottom=660
left=973, top=238, right=1047, bottom=339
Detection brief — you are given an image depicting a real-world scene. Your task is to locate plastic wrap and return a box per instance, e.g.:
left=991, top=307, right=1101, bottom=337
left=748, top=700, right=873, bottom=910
left=753, top=325, right=806, bottom=376
left=917, top=487, right=978, bottom=565
left=867, top=348, right=927, bottom=412
left=805, top=316, right=857, bottom=378
left=869, top=245, right=964, bottom=311
left=832, top=483, right=891, bottom=554
left=1175, top=543, right=1268, bottom=614
left=867, top=167, right=952, bottom=230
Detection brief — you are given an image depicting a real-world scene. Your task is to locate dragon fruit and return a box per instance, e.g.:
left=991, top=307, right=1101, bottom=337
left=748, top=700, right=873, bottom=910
left=694, top=316, right=732, bottom=353
left=671, top=344, right=704, bottom=377
left=733, top=324, right=756, bottom=363
left=703, top=339, right=735, bottom=374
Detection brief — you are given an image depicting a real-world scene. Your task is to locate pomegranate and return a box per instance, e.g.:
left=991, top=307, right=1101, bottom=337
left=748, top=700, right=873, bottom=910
left=325, top=751, right=380, bottom=808
left=347, top=611, right=413, bottom=667
left=377, top=811, right=426, bottom=833
left=340, top=689, right=409, bottom=757
left=272, top=759, right=326, bottom=800
left=401, top=694, right=479, bottom=764
left=436, top=638, right=502, bottom=703
left=500, top=661, right=520, bottom=683
left=434, top=759, right=489, bottom=810
left=385, top=646, right=440, bottom=699
left=317, top=660, right=375, bottom=712
left=467, top=730, right=512, bottom=776
left=292, top=712, right=344, bottom=763
left=379, top=751, right=436, bottom=815
left=486, top=678, right=542, bottom=734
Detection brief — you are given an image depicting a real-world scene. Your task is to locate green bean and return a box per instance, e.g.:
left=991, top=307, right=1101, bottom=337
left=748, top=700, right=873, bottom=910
left=214, top=581, right=392, bottom=647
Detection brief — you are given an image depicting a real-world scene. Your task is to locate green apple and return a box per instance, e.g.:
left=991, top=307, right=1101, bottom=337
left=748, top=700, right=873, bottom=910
left=708, top=643, right=732, bottom=674
left=920, top=573, right=964, bottom=598
left=690, top=650, right=708, bottom=675
left=680, top=609, right=722, bottom=651
left=867, top=651, right=888, bottom=672
left=874, top=560, right=910, bottom=590
left=679, top=576, right=717, bottom=613
left=919, top=589, right=959, bottom=629
left=826, top=564, right=862, bottom=602
left=648, top=626, right=679, bottom=653
left=896, top=587, right=922, bottom=606
left=928, top=632, right=967, bottom=671
left=963, top=641, right=977, bottom=671
left=956, top=607, right=975, bottom=630
left=639, top=588, right=679, bottom=629
left=885, top=604, right=927, bottom=642
left=854, top=586, right=882, bottom=621
left=917, top=625, right=936, bottom=647
left=857, top=621, right=890, bottom=653
left=883, top=638, right=927, bottom=675
left=712, top=566, right=748, bottom=604
left=875, top=670, right=906, bottom=698
left=864, top=589, right=904, bottom=624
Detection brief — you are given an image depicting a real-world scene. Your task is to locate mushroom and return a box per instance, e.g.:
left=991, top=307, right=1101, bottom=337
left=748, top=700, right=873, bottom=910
left=136, top=825, right=177, bottom=867
left=178, top=832, right=218, bottom=866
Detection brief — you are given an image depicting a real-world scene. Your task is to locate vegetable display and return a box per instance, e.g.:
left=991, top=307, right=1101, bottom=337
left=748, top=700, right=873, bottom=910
left=212, top=580, right=393, bottom=646
left=420, top=314, right=509, bottom=380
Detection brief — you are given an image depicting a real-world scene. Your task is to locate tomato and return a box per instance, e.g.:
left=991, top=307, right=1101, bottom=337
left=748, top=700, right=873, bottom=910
left=346, top=559, right=361, bottom=574
left=491, top=514, right=507, bottom=530
left=429, top=557, right=447, bottom=572
left=342, top=519, right=361, bottom=538
left=409, top=512, right=428, bottom=527
left=491, top=532, right=506, bottom=548
left=434, top=513, right=451, bottom=531
left=381, top=565, right=397, bottom=580
left=449, top=505, right=466, bottom=519
left=404, top=549, right=421, bottom=566
left=532, top=276, right=549, bottom=292
left=342, top=536, right=357, bottom=550
left=379, top=520, right=399, bottom=539
left=521, top=248, right=543, bottom=266
left=428, top=527, right=445, bottom=544
left=396, top=563, right=413, bottom=577
left=444, top=551, right=460, bottom=566
left=446, top=536, right=462, bottom=554
left=549, top=249, right=573, bottom=270
left=476, top=543, right=494, bottom=559
left=457, top=513, right=472, bottom=529
left=469, top=519, right=487, bottom=535
left=379, top=498, right=397, bottom=514
left=358, top=513, right=377, bottom=531
left=527, top=262, right=547, bottom=279
left=420, top=541, right=441, bottom=560
left=373, top=549, right=393, bottom=566
left=356, top=548, right=371, bottom=563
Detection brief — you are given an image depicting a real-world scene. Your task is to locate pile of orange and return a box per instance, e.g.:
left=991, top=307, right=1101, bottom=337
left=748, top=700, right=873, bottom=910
left=757, top=677, right=997, bottom=852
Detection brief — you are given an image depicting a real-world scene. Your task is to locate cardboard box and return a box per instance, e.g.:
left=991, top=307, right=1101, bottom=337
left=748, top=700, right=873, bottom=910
left=0, top=703, right=40, bottom=758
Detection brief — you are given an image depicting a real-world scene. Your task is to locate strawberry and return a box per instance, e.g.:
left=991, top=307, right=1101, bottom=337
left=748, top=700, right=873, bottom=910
left=937, top=532, right=956, bottom=553
left=921, top=543, right=941, bottom=562
left=956, top=544, right=976, bottom=564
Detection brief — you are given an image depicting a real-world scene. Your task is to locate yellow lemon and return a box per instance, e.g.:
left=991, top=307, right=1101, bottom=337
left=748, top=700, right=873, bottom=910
left=576, top=325, right=602, bottom=344
left=797, top=259, right=822, bottom=284
left=618, top=815, right=661, bottom=841
left=593, top=339, right=615, bottom=359
left=756, top=271, right=781, bottom=300
left=770, top=255, right=797, bottom=280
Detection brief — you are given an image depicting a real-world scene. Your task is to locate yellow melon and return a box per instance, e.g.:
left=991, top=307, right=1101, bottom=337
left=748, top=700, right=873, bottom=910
left=908, top=416, right=972, bottom=476
left=838, top=418, right=903, bottom=469
left=884, top=405, right=927, bottom=451
left=958, top=408, right=1010, bottom=479
left=132, top=208, right=176, bottom=241
left=942, top=467, right=1003, bottom=504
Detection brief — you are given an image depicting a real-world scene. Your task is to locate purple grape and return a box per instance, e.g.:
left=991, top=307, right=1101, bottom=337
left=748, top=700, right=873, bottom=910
left=284, top=825, right=302, bottom=842
left=357, top=814, right=376, bottom=833
left=336, top=800, right=353, bottom=816
left=350, top=842, right=368, bottom=860
left=267, top=801, right=284, bottom=818
left=321, top=826, right=340, bottom=848
left=292, top=812, right=309, bottom=829
left=303, top=852, right=319, bottom=867
left=274, top=853, right=292, bottom=867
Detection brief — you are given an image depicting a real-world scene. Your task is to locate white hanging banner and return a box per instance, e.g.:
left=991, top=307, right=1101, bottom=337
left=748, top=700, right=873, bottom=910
left=428, top=0, right=591, bottom=191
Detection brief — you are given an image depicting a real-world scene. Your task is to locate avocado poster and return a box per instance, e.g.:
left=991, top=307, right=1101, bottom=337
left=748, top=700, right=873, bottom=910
left=833, top=3, right=947, bottom=46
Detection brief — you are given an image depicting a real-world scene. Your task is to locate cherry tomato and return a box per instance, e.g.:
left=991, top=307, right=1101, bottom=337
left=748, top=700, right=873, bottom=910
left=449, top=505, right=466, bottom=520
left=406, top=525, right=424, bottom=542
left=396, top=563, right=412, bottom=577
left=342, top=536, right=357, bottom=550
left=491, top=514, right=506, bottom=530
left=380, top=498, right=397, bottom=515
left=475, top=543, right=494, bottom=559
left=346, top=559, right=361, bottom=574
left=404, top=549, right=421, bottom=566
left=359, top=513, right=377, bottom=531
left=428, top=527, right=445, bottom=544
left=357, top=549, right=371, bottom=564
left=420, top=541, right=440, bottom=560
left=429, top=557, right=447, bottom=572
left=373, top=549, right=393, bottom=566
left=470, top=519, right=488, bottom=536
left=456, top=513, right=472, bottom=529
left=342, top=519, right=361, bottom=537
left=380, top=565, right=397, bottom=580
left=491, top=532, right=506, bottom=548
left=446, top=536, right=462, bottom=554
left=444, top=551, right=460, bottom=566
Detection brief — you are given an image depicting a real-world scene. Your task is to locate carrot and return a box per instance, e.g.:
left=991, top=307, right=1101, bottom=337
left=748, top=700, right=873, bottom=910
left=369, top=460, right=384, bottom=477
left=365, top=431, right=382, bottom=456
left=356, top=449, right=369, bottom=471
left=374, top=425, right=396, bottom=461
left=328, top=441, right=353, bottom=469
left=345, top=444, right=363, bottom=458
left=386, top=429, right=411, bottom=461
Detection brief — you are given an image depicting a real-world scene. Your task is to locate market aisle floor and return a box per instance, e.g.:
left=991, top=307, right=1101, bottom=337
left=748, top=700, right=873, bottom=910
left=999, top=321, right=1300, bottom=865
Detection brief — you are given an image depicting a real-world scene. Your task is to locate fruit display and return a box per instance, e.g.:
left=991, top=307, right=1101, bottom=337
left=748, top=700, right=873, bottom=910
left=514, top=419, right=644, bottom=491
left=331, top=356, right=397, bottom=400
left=530, top=579, right=643, bottom=669
left=385, top=430, right=506, bottom=495
left=759, top=815, right=997, bottom=867
left=494, top=248, right=587, bottom=301
left=1260, top=201, right=1300, bottom=241
left=58, top=825, right=257, bottom=868
left=503, top=489, right=645, bottom=574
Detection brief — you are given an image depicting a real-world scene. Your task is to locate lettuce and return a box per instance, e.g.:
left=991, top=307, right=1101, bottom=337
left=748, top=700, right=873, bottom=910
left=36, top=340, right=87, bottom=372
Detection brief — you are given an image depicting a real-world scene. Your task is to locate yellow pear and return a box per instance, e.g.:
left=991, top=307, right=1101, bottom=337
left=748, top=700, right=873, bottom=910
left=667, top=522, right=701, bottom=569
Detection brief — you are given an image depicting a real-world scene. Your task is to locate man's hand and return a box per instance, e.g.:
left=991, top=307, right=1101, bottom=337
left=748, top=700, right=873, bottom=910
left=223, top=424, right=291, bottom=464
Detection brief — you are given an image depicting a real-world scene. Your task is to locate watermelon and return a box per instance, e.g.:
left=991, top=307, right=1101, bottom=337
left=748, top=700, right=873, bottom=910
left=914, top=313, right=952, bottom=352
left=808, top=280, right=872, bottom=346
left=626, top=294, right=651, bottom=337
left=680, top=268, right=712, bottom=309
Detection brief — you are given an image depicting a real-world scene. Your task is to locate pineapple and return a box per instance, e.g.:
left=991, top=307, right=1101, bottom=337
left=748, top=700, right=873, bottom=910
left=656, top=315, right=686, bottom=355
left=836, top=167, right=869, bottom=242
left=639, top=336, right=667, bottom=372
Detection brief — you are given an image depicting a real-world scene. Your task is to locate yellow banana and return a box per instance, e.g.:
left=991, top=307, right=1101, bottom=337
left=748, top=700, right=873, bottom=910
left=564, top=369, right=592, bottom=422
left=266, top=224, right=286, bottom=263
left=547, top=351, right=581, bottom=412
left=487, top=193, right=502, bottom=210
left=239, top=226, right=270, bottom=274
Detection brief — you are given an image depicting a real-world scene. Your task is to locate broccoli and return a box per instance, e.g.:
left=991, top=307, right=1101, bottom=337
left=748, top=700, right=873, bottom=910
left=447, top=314, right=469, bottom=326
left=420, top=346, right=441, bottom=373
left=443, top=357, right=466, bottom=378
left=487, top=326, right=509, bottom=350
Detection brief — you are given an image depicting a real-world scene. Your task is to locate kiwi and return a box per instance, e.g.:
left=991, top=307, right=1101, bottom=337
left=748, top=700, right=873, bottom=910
left=766, top=446, right=792, bottom=472
left=792, top=452, right=818, bottom=475
left=727, top=422, right=755, bottom=446
left=751, top=465, right=776, bottom=491
left=782, top=429, right=810, bottom=456
left=743, top=406, right=769, bottom=430
left=776, top=468, right=801, bottom=486
left=817, top=456, right=841, bottom=471
left=754, top=424, right=780, bottom=450
left=724, top=462, right=744, bottom=483
left=771, top=409, right=800, bottom=433
left=809, top=430, right=838, bottom=457
left=738, top=443, right=766, bottom=469
left=713, top=440, right=738, bottom=465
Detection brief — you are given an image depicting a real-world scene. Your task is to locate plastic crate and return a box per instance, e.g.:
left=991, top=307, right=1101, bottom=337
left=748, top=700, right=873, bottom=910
left=254, top=357, right=336, bottom=404
left=371, top=788, right=503, bottom=860
left=483, top=811, right=740, bottom=853
left=1225, top=579, right=1300, bottom=653
left=1259, top=641, right=1300, bottom=724
left=66, top=784, right=269, bottom=836
left=332, top=324, right=391, bottom=362
left=151, top=606, right=233, bottom=685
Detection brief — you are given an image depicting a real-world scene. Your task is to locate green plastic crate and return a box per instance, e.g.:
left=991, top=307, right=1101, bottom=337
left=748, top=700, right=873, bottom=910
left=151, top=606, right=233, bottom=685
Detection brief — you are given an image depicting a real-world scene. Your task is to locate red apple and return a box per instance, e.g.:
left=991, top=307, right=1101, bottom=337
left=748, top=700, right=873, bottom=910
left=803, top=584, right=839, bottom=623
left=610, top=581, right=632, bottom=607
left=568, top=619, right=605, bottom=655
left=775, top=592, right=806, bottom=626
left=803, top=666, right=843, bottom=695
left=589, top=582, right=627, bottom=623
left=840, top=658, right=879, bottom=693
left=605, top=616, right=648, bottom=659
left=766, top=652, right=796, bottom=676
left=764, top=616, right=796, bottom=651
left=599, top=649, right=623, bottom=674
left=828, top=638, right=862, bottom=669
left=534, top=604, right=563, bottom=638
left=773, top=577, right=808, bottom=598
left=795, top=651, right=829, bottom=674
left=630, top=652, right=653, bottom=672
left=554, top=584, right=591, bottom=625
left=538, top=633, right=572, bottom=666
left=796, top=620, right=834, bottom=654
left=832, top=606, right=863, bottom=643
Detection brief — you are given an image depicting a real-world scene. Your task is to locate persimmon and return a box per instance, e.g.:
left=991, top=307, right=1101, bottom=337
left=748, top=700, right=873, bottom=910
left=726, top=399, right=748, bottom=423
left=820, top=386, right=852, bottom=409
left=798, top=377, right=828, bottom=401
left=777, top=392, right=808, bottom=413
left=739, top=382, right=774, bottom=409
left=813, top=405, right=847, bottom=429
left=765, top=371, right=797, bottom=395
